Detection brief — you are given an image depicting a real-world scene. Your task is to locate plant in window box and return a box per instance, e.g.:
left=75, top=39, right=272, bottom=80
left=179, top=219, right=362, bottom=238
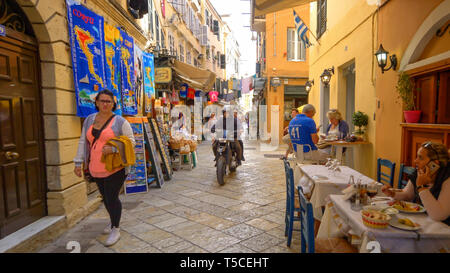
left=352, top=111, right=369, bottom=141
left=395, top=72, right=421, bottom=123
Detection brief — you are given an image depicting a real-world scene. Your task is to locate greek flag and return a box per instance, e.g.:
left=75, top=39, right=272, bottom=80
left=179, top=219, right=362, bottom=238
left=293, top=10, right=312, bottom=48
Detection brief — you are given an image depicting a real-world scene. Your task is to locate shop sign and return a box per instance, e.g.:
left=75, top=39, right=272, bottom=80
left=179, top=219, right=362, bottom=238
left=155, top=67, right=172, bottom=83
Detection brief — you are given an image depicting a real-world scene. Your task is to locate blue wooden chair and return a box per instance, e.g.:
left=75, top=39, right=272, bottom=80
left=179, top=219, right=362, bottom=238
left=297, top=186, right=358, bottom=253
left=377, top=158, right=396, bottom=187
left=283, top=159, right=301, bottom=247
left=398, top=164, right=415, bottom=189
left=297, top=186, right=315, bottom=253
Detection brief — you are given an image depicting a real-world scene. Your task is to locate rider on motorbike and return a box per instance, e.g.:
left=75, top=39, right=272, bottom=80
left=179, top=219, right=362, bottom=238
left=211, top=106, right=244, bottom=165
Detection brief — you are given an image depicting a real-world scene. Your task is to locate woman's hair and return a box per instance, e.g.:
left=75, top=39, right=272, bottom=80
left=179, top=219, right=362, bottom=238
left=421, top=142, right=450, bottom=166
left=95, top=89, right=117, bottom=111
left=327, top=109, right=342, bottom=121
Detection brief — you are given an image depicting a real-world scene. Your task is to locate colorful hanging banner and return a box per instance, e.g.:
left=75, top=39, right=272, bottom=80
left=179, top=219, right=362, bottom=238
left=209, top=91, right=218, bottom=102
left=134, top=45, right=144, bottom=116
left=142, top=52, right=155, bottom=113
left=103, top=23, right=122, bottom=115
left=119, top=29, right=137, bottom=115
left=180, top=83, right=188, bottom=98
left=187, top=87, right=195, bottom=99
left=67, top=0, right=106, bottom=117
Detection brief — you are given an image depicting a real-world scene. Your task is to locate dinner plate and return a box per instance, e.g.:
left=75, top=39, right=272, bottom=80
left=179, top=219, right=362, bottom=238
left=389, top=201, right=426, bottom=214
left=389, top=215, right=421, bottom=231
left=363, top=205, right=399, bottom=215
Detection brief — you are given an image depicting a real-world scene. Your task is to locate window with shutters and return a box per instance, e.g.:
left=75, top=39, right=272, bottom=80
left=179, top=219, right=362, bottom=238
left=186, top=51, right=191, bottom=65
left=156, top=14, right=160, bottom=44
left=169, top=34, right=176, bottom=56
left=287, top=28, right=306, bottom=61
left=148, top=0, right=154, bottom=37
left=179, top=44, right=184, bottom=62
left=317, top=0, right=327, bottom=39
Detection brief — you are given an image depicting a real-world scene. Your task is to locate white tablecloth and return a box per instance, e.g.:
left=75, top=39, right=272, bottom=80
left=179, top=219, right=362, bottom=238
left=295, top=164, right=380, bottom=220
left=317, top=194, right=450, bottom=253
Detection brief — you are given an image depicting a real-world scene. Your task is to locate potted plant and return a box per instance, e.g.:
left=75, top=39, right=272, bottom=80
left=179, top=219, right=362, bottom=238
left=352, top=111, right=369, bottom=140
left=395, top=72, right=421, bottom=123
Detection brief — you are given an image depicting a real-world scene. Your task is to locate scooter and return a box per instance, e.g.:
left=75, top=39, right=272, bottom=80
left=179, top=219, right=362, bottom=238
left=215, top=138, right=239, bottom=185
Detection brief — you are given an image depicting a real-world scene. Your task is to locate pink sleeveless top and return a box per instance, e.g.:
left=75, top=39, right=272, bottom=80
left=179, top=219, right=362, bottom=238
left=87, top=117, right=122, bottom=178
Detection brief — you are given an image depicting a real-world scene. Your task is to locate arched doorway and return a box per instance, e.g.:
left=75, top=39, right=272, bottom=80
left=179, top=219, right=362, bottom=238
left=0, top=0, right=46, bottom=239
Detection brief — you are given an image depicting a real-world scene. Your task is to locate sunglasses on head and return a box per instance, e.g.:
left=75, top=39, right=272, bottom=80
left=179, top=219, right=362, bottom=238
left=423, top=142, right=440, bottom=161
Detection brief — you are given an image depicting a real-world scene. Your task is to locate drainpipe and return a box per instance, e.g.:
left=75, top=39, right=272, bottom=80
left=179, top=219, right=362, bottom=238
left=273, top=13, right=276, bottom=57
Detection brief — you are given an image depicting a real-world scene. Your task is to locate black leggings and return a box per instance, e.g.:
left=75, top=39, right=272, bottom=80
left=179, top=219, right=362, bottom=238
left=94, top=168, right=126, bottom=228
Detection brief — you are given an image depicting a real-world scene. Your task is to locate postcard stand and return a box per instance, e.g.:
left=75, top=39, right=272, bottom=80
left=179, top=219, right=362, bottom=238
left=148, top=118, right=172, bottom=180
left=143, top=118, right=165, bottom=188
left=123, top=117, right=148, bottom=195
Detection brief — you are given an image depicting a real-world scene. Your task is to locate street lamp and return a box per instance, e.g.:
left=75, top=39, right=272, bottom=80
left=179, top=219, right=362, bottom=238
left=374, top=44, right=397, bottom=73
left=320, top=67, right=334, bottom=86
left=305, top=79, right=314, bottom=92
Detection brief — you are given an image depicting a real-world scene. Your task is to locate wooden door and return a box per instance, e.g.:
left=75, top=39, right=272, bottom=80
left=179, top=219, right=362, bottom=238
left=0, top=34, right=46, bottom=239
left=415, top=74, right=437, bottom=123
left=437, top=71, right=450, bottom=124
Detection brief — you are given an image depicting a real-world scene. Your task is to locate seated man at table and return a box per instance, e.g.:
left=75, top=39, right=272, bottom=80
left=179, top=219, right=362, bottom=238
left=288, top=104, right=329, bottom=163
left=381, top=141, right=450, bottom=225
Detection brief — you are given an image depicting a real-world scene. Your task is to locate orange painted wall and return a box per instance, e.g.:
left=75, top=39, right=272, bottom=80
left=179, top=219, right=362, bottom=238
left=375, top=0, right=444, bottom=184
left=264, top=5, right=310, bottom=142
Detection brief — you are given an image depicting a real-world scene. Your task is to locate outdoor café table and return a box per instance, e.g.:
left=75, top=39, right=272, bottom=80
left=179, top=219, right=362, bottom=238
left=317, top=194, right=450, bottom=253
left=326, top=140, right=370, bottom=172
left=295, top=164, right=382, bottom=220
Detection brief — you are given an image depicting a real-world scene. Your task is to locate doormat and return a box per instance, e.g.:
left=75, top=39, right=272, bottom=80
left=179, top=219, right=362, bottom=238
left=263, top=154, right=284, bottom=158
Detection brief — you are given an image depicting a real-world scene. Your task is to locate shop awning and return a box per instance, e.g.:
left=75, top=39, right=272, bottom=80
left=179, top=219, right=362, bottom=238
left=253, top=0, right=316, bottom=17
left=172, top=59, right=216, bottom=91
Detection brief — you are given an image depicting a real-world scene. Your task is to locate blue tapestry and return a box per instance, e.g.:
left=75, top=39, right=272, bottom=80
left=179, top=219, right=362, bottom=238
left=119, top=29, right=137, bottom=115
left=103, top=23, right=122, bottom=115
left=67, top=0, right=106, bottom=117
left=142, top=52, right=155, bottom=113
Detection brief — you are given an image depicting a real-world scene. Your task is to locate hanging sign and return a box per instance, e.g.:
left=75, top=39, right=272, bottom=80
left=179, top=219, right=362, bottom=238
left=103, top=23, right=122, bottom=115
left=155, top=67, right=172, bottom=83
left=143, top=52, right=155, bottom=113
left=67, top=0, right=106, bottom=117
left=119, top=29, right=137, bottom=115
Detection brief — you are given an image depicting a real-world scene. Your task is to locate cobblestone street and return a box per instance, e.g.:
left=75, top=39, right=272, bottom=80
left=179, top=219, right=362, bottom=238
left=37, top=142, right=301, bottom=253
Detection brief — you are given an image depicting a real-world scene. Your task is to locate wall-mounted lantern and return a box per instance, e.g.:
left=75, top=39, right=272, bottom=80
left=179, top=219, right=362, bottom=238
left=320, top=66, right=334, bottom=86
left=374, top=44, right=397, bottom=73
left=305, top=79, right=314, bottom=93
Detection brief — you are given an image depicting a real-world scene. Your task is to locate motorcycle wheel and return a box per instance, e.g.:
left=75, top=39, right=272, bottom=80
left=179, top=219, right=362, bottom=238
left=217, top=156, right=226, bottom=185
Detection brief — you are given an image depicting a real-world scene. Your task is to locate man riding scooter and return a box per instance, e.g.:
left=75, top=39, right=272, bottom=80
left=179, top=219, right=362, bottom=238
left=211, top=106, right=244, bottom=166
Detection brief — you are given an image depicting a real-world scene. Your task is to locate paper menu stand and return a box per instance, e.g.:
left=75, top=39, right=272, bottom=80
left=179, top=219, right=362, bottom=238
left=143, top=118, right=165, bottom=188
left=124, top=117, right=148, bottom=195
left=149, top=118, right=172, bottom=180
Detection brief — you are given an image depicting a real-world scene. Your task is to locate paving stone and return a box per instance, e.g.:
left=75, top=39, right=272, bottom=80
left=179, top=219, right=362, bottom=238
left=239, top=233, right=284, bottom=252
left=222, top=224, right=265, bottom=240
left=37, top=142, right=292, bottom=253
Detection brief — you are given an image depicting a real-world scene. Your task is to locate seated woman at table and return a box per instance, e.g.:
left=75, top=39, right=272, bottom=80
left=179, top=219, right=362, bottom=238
left=318, top=109, right=350, bottom=154
left=381, top=142, right=450, bottom=225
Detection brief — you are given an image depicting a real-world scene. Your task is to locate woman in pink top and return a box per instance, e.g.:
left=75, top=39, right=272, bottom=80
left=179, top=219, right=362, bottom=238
left=74, top=90, right=135, bottom=246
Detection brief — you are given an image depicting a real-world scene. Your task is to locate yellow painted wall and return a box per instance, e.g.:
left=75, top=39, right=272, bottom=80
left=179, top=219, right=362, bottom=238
left=264, top=5, right=310, bottom=142
left=308, top=0, right=445, bottom=179
left=419, top=19, right=450, bottom=61
left=308, top=0, right=378, bottom=178
left=375, top=0, right=444, bottom=186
